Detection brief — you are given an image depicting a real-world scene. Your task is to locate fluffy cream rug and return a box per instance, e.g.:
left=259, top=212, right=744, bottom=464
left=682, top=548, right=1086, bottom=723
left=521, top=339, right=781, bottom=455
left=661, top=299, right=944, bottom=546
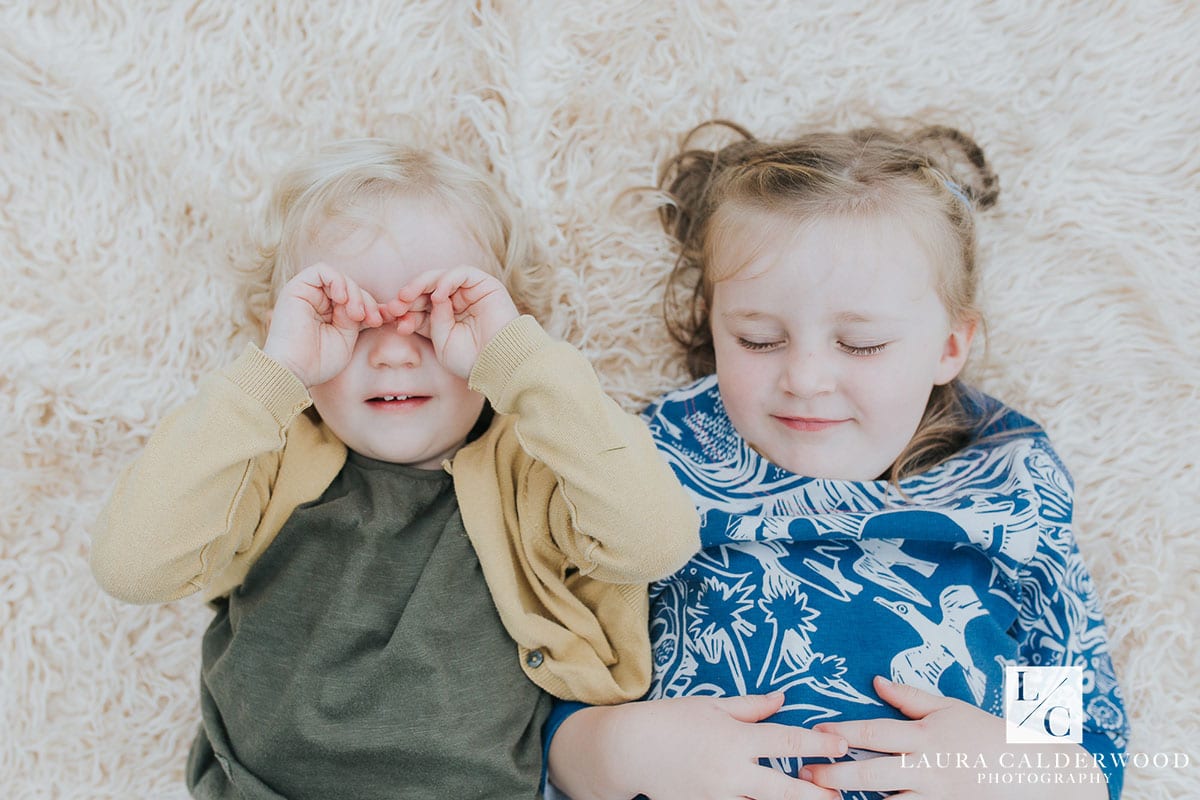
left=2, top=2, right=1196, bottom=797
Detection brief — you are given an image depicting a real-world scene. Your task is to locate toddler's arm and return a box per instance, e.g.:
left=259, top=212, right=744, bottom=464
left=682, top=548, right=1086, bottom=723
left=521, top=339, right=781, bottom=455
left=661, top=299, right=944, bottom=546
left=92, top=264, right=377, bottom=603
left=468, top=316, right=700, bottom=583
left=397, top=265, right=701, bottom=583
left=388, top=267, right=700, bottom=704
left=91, top=346, right=333, bottom=603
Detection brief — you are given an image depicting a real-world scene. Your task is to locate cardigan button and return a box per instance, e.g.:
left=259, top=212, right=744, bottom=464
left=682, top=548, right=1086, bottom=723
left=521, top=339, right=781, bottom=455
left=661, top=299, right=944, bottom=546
left=525, top=649, right=544, bottom=668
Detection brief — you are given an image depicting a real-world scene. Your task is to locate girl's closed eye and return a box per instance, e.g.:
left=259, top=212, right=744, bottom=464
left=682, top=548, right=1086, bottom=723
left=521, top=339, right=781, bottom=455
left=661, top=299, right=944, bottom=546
left=838, top=341, right=889, bottom=356
left=737, top=337, right=784, bottom=352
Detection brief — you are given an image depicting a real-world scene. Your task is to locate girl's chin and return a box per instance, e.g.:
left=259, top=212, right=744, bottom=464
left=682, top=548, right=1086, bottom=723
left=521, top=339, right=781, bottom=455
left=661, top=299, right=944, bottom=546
left=750, top=445, right=885, bottom=482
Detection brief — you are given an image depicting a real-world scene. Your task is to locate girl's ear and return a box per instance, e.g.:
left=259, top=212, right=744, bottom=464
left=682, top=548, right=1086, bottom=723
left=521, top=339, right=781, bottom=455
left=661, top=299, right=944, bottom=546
left=934, top=317, right=976, bottom=385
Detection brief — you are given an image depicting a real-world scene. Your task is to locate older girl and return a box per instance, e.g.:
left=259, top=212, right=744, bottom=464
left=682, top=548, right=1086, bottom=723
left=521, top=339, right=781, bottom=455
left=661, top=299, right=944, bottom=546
left=547, top=122, right=1129, bottom=800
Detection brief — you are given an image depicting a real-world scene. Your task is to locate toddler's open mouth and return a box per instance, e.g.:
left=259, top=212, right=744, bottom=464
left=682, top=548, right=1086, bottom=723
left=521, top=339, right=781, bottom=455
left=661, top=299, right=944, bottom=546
left=366, top=394, right=430, bottom=408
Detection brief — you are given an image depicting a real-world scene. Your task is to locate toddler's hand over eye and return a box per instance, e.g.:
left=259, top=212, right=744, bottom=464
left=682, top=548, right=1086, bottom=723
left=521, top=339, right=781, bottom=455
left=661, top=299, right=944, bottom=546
left=263, top=263, right=385, bottom=388
left=393, top=266, right=519, bottom=380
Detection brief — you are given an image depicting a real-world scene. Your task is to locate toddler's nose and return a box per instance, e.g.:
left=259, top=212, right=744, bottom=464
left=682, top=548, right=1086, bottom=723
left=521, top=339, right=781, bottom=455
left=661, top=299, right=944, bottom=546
left=366, top=326, right=423, bottom=369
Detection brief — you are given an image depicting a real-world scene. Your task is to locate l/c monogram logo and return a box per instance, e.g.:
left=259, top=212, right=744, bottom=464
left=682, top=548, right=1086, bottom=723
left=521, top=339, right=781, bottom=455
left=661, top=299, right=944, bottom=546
left=1004, top=665, right=1083, bottom=744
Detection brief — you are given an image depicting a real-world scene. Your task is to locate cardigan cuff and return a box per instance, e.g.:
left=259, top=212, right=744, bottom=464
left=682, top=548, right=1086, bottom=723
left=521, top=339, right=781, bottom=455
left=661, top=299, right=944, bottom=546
left=225, top=343, right=313, bottom=429
left=468, top=315, right=551, bottom=411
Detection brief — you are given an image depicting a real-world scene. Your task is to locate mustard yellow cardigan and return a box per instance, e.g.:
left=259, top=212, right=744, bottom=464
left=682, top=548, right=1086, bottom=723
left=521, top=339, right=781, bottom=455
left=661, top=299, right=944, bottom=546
left=92, top=316, right=700, bottom=704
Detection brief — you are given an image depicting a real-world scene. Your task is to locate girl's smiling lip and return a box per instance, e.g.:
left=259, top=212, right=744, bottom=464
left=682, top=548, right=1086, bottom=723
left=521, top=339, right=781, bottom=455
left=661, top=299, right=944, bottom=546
left=771, top=415, right=848, bottom=432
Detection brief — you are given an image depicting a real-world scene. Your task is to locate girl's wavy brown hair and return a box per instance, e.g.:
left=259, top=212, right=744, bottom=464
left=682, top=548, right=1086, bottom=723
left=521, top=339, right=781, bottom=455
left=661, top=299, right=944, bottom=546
left=658, top=120, right=1000, bottom=480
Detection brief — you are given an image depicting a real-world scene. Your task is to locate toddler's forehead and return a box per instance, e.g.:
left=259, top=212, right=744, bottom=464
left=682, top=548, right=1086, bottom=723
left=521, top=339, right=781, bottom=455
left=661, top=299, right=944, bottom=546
left=299, top=200, right=500, bottom=284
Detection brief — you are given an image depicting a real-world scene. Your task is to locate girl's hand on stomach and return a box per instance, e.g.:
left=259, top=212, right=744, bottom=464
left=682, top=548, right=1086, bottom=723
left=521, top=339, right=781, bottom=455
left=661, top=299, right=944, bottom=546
left=548, top=693, right=845, bottom=800
left=805, top=677, right=1107, bottom=800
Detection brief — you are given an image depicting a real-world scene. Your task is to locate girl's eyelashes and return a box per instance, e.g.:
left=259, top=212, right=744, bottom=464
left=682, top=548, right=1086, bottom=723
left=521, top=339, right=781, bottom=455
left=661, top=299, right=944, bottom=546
left=736, top=337, right=783, bottom=351
left=839, top=342, right=888, bottom=356
left=735, top=336, right=889, bottom=356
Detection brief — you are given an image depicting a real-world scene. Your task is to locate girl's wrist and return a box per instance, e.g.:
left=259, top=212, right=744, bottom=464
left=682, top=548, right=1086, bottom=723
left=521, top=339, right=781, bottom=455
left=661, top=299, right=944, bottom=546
left=548, top=704, right=634, bottom=800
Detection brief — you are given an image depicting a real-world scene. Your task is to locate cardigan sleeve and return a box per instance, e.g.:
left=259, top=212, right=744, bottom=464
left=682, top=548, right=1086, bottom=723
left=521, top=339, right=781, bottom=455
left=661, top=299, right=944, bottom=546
left=1009, top=448, right=1130, bottom=799
left=468, top=316, right=700, bottom=584
left=91, top=344, right=314, bottom=604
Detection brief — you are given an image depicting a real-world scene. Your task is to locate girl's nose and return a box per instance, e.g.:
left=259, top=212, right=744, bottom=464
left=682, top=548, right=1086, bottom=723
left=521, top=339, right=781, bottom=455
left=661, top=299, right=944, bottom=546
left=366, top=326, right=423, bottom=369
left=780, top=347, right=836, bottom=398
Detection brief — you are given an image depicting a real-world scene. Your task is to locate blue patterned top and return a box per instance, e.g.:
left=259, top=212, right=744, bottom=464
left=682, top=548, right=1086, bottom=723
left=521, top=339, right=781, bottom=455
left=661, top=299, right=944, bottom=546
left=640, top=375, right=1129, bottom=798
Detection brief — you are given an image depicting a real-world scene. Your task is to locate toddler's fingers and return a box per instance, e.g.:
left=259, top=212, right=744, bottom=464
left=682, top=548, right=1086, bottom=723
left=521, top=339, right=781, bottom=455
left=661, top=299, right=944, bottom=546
left=313, top=265, right=348, bottom=306
left=428, top=297, right=455, bottom=352
left=429, top=266, right=479, bottom=303
left=330, top=297, right=358, bottom=330
left=359, top=290, right=384, bottom=328
left=871, top=675, right=953, bottom=719
left=412, top=311, right=432, bottom=339
left=396, top=269, right=449, bottom=303
left=342, top=282, right=376, bottom=324
left=323, top=276, right=362, bottom=323
left=382, top=297, right=411, bottom=320
left=394, top=310, right=428, bottom=337
left=708, top=692, right=785, bottom=723
left=344, top=294, right=365, bottom=323
left=407, top=293, right=431, bottom=314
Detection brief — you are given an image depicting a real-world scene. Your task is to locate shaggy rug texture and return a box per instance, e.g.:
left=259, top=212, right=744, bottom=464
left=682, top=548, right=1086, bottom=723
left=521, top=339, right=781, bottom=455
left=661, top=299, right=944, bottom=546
left=2, top=2, right=1197, bottom=798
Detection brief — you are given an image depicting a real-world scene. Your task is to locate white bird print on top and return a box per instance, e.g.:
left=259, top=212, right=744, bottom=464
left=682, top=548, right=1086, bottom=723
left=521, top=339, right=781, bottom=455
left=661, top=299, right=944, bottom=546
left=875, top=585, right=989, bottom=703
left=851, top=538, right=939, bottom=607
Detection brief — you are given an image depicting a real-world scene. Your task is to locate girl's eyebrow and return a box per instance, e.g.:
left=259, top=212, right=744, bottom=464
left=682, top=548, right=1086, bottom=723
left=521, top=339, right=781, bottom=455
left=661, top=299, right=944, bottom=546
left=835, top=309, right=911, bottom=325
left=724, top=309, right=900, bottom=324
left=720, top=309, right=777, bottom=321
left=720, top=309, right=911, bottom=333
left=835, top=311, right=874, bottom=324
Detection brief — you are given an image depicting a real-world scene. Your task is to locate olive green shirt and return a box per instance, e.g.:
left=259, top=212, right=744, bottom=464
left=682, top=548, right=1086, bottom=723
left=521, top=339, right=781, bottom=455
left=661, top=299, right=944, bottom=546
left=187, top=451, right=550, bottom=799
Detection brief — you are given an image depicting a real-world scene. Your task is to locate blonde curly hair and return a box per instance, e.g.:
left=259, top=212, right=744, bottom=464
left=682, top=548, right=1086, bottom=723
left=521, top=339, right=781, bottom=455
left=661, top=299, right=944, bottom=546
left=239, top=139, right=532, bottom=339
